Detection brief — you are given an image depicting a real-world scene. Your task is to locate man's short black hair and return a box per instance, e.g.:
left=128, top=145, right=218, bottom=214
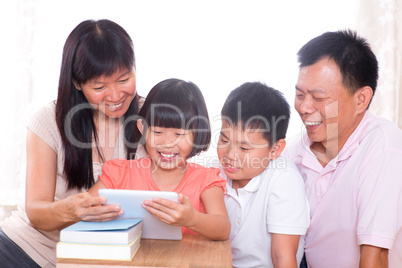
left=297, top=29, right=378, bottom=98
left=221, top=82, right=290, bottom=145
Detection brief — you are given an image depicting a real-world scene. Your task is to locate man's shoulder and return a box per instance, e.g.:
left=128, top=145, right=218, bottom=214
left=360, top=113, right=402, bottom=151
left=283, top=133, right=304, bottom=159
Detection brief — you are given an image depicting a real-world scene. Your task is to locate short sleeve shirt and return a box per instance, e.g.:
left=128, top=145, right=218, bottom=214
left=2, top=102, right=132, bottom=267
left=284, top=111, right=402, bottom=267
left=219, top=156, right=310, bottom=268
left=99, top=157, right=226, bottom=234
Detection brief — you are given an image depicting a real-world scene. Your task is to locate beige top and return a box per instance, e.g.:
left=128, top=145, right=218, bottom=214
left=1, top=102, right=139, bottom=267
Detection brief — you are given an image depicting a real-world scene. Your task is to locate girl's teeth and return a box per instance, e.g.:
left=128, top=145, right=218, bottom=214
left=160, top=153, right=175, bottom=158
left=305, top=121, right=321, bottom=126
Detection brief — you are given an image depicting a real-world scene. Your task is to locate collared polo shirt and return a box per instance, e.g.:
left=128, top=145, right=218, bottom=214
left=219, top=156, right=310, bottom=268
left=284, top=111, right=402, bottom=267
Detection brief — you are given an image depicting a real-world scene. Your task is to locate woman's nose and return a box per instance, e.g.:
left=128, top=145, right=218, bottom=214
left=105, top=85, right=124, bottom=102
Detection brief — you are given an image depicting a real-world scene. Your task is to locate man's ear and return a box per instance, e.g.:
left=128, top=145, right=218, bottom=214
left=355, top=86, right=373, bottom=112
left=72, top=79, right=82, bottom=91
left=137, top=119, right=144, bottom=135
left=269, top=139, right=286, bottom=160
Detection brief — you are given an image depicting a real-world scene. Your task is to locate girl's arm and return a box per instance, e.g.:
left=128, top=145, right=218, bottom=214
left=143, top=186, right=230, bottom=240
left=195, top=186, right=230, bottom=240
left=25, top=130, right=122, bottom=231
left=271, top=233, right=300, bottom=268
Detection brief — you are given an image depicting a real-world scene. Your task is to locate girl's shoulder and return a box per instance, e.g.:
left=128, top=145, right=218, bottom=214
left=187, top=161, right=219, bottom=171
left=104, top=157, right=152, bottom=169
left=186, top=162, right=221, bottom=178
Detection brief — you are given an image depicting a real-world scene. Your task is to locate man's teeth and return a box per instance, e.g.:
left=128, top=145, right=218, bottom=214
left=160, top=153, right=175, bottom=158
left=305, top=121, right=321, bottom=126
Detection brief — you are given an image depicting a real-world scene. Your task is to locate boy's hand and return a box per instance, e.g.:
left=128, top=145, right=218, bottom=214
left=142, top=193, right=196, bottom=227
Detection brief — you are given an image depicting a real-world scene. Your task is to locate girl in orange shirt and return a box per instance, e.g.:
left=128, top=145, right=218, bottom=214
left=89, top=78, right=230, bottom=240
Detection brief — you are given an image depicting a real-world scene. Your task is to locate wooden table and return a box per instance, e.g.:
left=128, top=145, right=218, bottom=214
left=57, top=234, right=232, bottom=267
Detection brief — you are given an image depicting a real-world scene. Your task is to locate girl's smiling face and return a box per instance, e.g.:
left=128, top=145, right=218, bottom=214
left=138, top=120, right=194, bottom=172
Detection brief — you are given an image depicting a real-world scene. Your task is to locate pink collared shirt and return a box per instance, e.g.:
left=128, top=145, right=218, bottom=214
left=284, top=111, right=402, bottom=267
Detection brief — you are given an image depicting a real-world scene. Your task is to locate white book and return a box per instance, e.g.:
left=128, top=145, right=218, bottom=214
left=57, top=232, right=141, bottom=261
left=60, top=219, right=142, bottom=245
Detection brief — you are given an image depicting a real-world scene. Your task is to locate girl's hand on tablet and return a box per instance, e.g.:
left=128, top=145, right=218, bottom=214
left=142, top=193, right=196, bottom=228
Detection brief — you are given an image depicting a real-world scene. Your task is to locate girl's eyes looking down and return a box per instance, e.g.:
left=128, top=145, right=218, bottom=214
left=150, top=127, right=190, bottom=137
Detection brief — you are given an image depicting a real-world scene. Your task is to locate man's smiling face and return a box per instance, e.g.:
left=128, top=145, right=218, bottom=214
left=295, top=57, right=362, bottom=151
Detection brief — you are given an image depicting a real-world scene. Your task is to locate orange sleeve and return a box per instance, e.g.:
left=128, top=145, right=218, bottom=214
left=99, top=159, right=131, bottom=189
left=200, top=167, right=227, bottom=195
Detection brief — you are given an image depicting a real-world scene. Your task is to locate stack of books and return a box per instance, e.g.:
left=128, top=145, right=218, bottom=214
left=57, top=219, right=143, bottom=261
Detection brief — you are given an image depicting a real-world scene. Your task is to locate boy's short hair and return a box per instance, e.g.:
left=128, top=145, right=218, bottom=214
left=221, top=82, right=290, bottom=145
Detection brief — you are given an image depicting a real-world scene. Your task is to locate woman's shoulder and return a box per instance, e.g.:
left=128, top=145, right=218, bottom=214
left=28, top=101, right=60, bottom=151
left=30, top=101, right=56, bottom=123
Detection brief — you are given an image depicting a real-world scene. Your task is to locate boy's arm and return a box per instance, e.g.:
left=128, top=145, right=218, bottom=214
left=271, top=233, right=300, bottom=268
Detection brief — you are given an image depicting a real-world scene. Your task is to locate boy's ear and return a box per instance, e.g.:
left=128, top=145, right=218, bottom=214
left=269, top=139, right=286, bottom=160
left=137, top=119, right=144, bottom=135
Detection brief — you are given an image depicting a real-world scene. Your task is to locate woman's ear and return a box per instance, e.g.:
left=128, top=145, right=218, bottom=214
left=269, top=139, right=286, bottom=160
left=72, top=79, right=82, bottom=91
left=137, top=119, right=144, bottom=135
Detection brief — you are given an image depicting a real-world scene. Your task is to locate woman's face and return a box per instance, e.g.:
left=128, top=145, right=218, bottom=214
left=75, top=68, right=136, bottom=119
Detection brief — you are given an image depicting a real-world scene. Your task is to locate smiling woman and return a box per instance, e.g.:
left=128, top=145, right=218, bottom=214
left=74, top=69, right=137, bottom=118
left=0, top=19, right=142, bottom=268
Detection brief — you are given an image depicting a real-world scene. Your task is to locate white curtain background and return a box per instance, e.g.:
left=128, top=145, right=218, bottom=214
left=356, top=0, right=402, bottom=127
left=0, top=0, right=400, bottom=217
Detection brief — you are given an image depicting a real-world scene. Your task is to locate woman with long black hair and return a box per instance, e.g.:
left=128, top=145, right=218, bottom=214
left=0, top=19, right=142, bottom=267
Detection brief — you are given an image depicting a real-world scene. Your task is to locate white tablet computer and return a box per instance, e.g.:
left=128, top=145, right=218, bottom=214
left=98, top=189, right=182, bottom=240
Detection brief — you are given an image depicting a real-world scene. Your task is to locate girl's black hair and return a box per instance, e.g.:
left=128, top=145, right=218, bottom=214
left=55, top=19, right=138, bottom=190
left=134, top=78, right=211, bottom=158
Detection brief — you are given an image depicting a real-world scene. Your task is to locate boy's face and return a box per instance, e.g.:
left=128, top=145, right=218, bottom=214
left=217, top=120, right=276, bottom=188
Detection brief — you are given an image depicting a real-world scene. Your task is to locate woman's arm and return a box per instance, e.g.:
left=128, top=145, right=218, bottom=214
left=271, top=233, right=299, bottom=268
left=142, top=186, right=230, bottom=240
left=25, top=130, right=122, bottom=231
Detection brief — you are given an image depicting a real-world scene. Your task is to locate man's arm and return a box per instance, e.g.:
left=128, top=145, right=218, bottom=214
left=359, top=244, right=388, bottom=268
left=271, top=233, right=300, bottom=268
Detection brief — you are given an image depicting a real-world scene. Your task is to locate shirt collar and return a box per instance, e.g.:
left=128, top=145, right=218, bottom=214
left=297, top=111, right=371, bottom=170
left=226, top=159, right=281, bottom=194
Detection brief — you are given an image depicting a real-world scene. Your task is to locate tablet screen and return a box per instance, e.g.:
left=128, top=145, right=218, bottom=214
left=99, top=189, right=182, bottom=240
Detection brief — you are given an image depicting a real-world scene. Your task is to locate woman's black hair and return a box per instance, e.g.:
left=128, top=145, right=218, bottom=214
left=55, top=19, right=138, bottom=190
left=134, top=78, right=211, bottom=158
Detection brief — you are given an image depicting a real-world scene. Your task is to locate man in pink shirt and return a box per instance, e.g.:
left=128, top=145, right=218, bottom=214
left=284, top=30, right=402, bottom=267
